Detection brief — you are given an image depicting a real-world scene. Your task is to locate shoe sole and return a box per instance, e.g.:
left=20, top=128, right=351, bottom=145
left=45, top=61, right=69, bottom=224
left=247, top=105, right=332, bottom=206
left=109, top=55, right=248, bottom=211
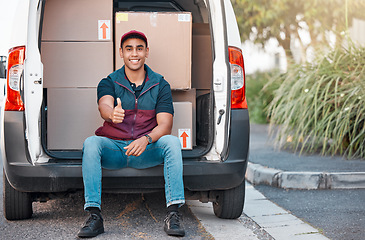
left=164, top=226, right=185, bottom=237
left=78, top=227, right=104, bottom=238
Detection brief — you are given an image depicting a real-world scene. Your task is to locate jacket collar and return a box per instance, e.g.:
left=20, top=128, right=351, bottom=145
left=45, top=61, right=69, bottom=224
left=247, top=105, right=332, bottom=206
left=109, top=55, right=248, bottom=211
left=112, top=64, right=161, bottom=92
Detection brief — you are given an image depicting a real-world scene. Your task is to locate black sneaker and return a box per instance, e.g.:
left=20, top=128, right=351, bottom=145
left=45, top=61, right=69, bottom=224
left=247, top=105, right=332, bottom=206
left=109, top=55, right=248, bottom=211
left=164, top=212, right=185, bottom=237
left=77, top=213, right=104, bottom=238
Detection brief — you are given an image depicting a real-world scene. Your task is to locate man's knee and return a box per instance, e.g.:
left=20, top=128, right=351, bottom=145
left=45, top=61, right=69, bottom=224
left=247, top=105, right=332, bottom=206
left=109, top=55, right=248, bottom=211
left=83, top=136, right=104, bottom=152
left=159, top=135, right=181, bottom=149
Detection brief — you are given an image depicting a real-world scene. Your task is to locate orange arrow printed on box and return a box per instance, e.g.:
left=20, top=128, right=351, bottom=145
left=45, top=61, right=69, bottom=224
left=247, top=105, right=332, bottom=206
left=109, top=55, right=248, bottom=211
left=180, top=131, right=189, bottom=149
left=100, top=22, right=108, bottom=39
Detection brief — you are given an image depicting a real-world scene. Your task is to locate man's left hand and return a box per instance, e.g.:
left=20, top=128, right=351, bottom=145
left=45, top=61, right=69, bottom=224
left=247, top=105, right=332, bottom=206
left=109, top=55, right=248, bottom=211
left=124, top=136, right=149, bottom=156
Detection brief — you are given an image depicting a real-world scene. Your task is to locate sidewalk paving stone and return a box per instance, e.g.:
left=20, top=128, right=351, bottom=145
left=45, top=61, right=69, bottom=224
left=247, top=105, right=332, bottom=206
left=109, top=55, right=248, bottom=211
left=244, top=184, right=329, bottom=240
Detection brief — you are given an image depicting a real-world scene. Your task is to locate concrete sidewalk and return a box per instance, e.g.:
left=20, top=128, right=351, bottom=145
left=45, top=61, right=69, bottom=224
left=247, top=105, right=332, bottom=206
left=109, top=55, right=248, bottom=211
left=246, top=124, right=365, bottom=190
left=188, top=183, right=329, bottom=240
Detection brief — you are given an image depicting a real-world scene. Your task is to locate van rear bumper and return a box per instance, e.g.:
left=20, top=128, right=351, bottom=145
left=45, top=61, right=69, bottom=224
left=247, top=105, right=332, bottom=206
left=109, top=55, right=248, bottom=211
left=4, top=159, right=247, bottom=193
left=3, top=109, right=249, bottom=193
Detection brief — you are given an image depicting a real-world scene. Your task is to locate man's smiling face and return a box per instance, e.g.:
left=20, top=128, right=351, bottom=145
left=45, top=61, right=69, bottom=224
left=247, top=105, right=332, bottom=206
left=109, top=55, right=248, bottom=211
left=120, top=38, right=149, bottom=72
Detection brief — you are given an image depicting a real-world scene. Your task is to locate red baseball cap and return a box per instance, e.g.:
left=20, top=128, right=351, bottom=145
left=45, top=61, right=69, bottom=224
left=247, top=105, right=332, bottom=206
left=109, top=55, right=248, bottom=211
left=120, top=30, right=148, bottom=48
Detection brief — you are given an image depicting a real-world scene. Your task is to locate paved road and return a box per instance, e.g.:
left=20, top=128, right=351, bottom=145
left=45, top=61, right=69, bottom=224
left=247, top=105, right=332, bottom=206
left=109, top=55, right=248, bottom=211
left=254, top=185, right=365, bottom=240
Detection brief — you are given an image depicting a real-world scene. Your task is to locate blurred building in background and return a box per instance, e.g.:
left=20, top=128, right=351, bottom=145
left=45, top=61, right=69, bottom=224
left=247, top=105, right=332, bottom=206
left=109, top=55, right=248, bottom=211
left=350, top=18, right=365, bottom=46
left=242, top=38, right=287, bottom=75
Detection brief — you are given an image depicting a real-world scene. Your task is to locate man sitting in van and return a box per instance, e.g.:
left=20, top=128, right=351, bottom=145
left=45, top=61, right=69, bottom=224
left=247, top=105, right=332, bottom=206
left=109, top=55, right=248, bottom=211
left=78, top=30, right=185, bottom=238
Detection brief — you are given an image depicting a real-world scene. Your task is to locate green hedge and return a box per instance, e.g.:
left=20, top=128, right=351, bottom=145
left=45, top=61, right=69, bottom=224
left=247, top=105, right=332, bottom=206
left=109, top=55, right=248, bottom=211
left=246, top=71, right=281, bottom=124
left=266, top=45, right=365, bottom=159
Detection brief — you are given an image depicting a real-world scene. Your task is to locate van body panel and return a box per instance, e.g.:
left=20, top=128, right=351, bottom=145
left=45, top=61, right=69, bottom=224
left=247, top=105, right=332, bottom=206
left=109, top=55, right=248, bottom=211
left=8, top=1, right=29, bottom=50
left=224, top=0, right=242, bottom=48
left=227, top=109, right=250, bottom=161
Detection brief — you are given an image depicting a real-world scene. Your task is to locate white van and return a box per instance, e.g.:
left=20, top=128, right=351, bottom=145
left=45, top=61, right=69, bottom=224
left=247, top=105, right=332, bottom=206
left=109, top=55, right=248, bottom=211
left=2, top=0, right=249, bottom=220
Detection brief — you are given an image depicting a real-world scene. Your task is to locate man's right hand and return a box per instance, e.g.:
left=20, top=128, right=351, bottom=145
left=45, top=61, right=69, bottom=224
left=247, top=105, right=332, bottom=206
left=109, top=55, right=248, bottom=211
left=110, top=98, right=125, bottom=124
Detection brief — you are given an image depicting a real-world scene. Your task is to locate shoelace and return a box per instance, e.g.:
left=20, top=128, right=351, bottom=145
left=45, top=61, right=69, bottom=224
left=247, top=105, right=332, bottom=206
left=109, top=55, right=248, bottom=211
left=165, top=212, right=181, bottom=228
left=83, top=214, right=98, bottom=228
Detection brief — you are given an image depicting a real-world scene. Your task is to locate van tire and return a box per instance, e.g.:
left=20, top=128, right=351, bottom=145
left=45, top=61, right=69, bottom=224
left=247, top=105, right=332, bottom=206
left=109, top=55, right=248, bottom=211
left=212, top=181, right=245, bottom=219
left=3, top=171, right=33, bottom=220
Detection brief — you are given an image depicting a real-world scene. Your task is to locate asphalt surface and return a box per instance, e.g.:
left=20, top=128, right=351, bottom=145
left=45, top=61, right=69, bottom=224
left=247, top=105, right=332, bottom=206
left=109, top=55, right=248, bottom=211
left=0, top=190, right=211, bottom=239
left=255, top=185, right=365, bottom=240
left=249, top=124, right=365, bottom=172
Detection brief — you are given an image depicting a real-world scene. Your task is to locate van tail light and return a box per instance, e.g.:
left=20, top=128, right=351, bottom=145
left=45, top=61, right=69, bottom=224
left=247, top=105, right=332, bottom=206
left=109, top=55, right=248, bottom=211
left=229, top=46, right=247, bottom=109
left=5, top=46, right=25, bottom=111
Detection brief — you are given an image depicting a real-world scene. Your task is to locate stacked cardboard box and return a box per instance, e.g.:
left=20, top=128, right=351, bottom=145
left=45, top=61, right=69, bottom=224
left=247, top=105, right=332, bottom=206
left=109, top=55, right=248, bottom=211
left=172, top=89, right=196, bottom=149
left=42, top=0, right=113, bottom=149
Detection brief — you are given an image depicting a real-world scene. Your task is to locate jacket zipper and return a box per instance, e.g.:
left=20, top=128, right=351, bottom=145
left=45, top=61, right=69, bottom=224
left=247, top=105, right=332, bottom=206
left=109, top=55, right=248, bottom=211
left=115, top=81, right=159, bottom=139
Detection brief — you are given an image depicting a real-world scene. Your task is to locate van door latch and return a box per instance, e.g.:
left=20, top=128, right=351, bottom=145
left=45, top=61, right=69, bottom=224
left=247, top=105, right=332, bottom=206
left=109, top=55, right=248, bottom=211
left=34, top=78, right=42, bottom=84
left=217, top=109, right=225, bottom=125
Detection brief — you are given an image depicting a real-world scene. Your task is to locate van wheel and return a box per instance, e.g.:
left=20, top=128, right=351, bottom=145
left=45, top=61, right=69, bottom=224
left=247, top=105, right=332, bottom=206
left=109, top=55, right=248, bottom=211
left=212, top=181, right=245, bottom=219
left=3, top=171, right=33, bottom=220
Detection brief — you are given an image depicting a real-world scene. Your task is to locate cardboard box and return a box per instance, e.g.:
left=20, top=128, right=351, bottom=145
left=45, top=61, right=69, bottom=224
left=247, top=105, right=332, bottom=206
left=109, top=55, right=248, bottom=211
left=115, top=11, right=192, bottom=89
left=172, top=89, right=196, bottom=146
left=42, top=0, right=113, bottom=41
left=41, top=42, right=113, bottom=88
left=172, top=102, right=193, bottom=150
left=192, top=24, right=212, bottom=90
left=47, top=88, right=104, bottom=150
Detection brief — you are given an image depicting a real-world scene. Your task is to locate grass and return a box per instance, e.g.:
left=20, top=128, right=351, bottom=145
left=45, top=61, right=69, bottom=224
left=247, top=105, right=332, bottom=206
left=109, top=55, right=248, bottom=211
left=265, top=44, right=365, bottom=159
left=246, top=71, right=281, bottom=124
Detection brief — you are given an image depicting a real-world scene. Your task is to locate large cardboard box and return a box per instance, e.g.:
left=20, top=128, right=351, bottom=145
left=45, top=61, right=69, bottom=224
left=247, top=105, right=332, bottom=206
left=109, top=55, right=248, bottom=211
left=47, top=88, right=104, bottom=150
left=172, top=89, right=196, bottom=146
left=172, top=102, right=193, bottom=150
left=42, top=0, right=113, bottom=41
left=115, top=12, right=192, bottom=89
left=41, top=42, right=113, bottom=88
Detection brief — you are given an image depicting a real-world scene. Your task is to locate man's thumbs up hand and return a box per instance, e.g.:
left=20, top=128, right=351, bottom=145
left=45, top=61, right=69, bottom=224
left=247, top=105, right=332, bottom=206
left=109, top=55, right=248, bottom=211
left=116, top=97, right=122, bottom=109
left=111, top=98, right=125, bottom=124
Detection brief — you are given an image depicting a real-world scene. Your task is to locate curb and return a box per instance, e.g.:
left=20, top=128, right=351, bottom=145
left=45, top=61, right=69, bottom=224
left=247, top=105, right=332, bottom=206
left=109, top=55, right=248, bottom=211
left=245, top=162, right=365, bottom=189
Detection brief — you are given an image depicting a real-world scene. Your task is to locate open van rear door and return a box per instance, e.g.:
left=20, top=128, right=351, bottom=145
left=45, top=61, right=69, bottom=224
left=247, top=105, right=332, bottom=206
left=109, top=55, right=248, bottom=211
left=206, top=0, right=230, bottom=160
left=24, top=0, right=44, bottom=164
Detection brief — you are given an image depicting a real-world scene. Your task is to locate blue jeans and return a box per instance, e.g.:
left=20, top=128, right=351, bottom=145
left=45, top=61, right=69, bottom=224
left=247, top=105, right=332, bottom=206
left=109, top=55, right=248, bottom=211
left=82, top=135, right=185, bottom=210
